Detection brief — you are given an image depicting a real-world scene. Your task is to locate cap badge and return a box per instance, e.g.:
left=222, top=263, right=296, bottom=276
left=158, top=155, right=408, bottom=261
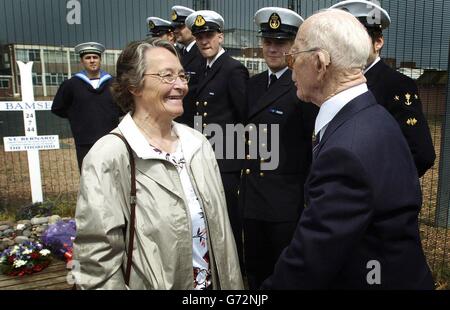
left=148, top=21, right=155, bottom=29
left=405, top=93, right=412, bottom=106
left=269, top=13, right=281, bottom=30
left=195, top=15, right=206, bottom=27
left=171, top=11, right=178, bottom=21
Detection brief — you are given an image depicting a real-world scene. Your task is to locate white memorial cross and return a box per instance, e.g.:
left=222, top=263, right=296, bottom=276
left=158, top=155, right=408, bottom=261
left=0, top=61, right=59, bottom=203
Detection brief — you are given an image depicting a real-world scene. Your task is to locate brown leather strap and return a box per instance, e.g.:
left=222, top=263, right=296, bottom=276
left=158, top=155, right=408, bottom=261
left=109, top=132, right=136, bottom=287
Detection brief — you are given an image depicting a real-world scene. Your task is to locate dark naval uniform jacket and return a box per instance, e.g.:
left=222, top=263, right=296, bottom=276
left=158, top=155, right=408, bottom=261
left=176, top=43, right=203, bottom=128
left=240, top=69, right=317, bottom=222
left=193, top=51, right=249, bottom=173
left=52, top=71, right=122, bottom=146
left=262, top=91, right=434, bottom=289
left=365, top=60, right=435, bottom=177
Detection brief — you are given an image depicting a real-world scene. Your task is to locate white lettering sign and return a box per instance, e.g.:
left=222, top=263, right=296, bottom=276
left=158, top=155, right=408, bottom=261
left=4, top=135, right=60, bottom=152
left=0, top=101, right=53, bottom=111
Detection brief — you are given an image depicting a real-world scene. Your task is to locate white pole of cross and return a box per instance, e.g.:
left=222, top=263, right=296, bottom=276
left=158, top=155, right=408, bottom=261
left=17, top=61, right=43, bottom=203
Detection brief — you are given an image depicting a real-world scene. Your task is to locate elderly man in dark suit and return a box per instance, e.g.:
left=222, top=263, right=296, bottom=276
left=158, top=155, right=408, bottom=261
left=239, top=7, right=317, bottom=289
left=186, top=10, right=249, bottom=268
left=331, top=0, right=435, bottom=177
left=262, top=9, right=433, bottom=289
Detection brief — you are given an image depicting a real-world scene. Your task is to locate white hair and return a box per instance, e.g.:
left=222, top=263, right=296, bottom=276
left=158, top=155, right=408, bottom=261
left=302, top=9, right=371, bottom=70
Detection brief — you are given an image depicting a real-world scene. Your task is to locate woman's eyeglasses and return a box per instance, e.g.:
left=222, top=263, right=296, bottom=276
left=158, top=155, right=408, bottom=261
left=144, top=71, right=190, bottom=84
left=284, top=48, right=327, bottom=69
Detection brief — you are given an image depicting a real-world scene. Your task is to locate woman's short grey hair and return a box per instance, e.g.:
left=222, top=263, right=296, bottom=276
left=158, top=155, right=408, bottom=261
left=111, top=38, right=179, bottom=114
left=302, top=9, right=371, bottom=71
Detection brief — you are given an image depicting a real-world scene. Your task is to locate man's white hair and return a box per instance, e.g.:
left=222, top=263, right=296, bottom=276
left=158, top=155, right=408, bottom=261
left=302, top=9, right=371, bottom=70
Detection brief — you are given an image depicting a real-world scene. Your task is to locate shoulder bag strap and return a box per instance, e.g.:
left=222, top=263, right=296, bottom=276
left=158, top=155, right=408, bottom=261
left=108, top=132, right=136, bottom=287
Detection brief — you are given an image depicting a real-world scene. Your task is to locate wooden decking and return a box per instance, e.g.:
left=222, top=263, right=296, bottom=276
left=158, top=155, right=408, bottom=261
left=0, top=259, right=72, bottom=290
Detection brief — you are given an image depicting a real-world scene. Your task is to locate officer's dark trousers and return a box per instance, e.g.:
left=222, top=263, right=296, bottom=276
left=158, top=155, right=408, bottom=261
left=75, top=144, right=93, bottom=172
left=220, top=172, right=244, bottom=272
left=244, top=219, right=298, bottom=289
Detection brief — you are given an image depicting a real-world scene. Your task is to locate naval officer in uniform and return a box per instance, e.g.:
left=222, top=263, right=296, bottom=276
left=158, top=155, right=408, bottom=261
left=239, top=7, right=318, bottom=289
left=186, top=10, right=249, bottom=269
left=331, top=0, right=436, bottom=177
left=146, top=17, right=177, bottom=45
left=171, top=5, right=203, bottom=127
left=52, top=42, right=122, bottom=171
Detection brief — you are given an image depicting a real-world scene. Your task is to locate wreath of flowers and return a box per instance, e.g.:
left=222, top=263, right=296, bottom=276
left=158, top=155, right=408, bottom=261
left=0, top=241, right=52, bottom=276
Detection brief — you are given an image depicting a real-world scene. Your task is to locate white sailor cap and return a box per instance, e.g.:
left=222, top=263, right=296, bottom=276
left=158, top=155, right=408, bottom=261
left=74, top=42, right=105, bottom=57
left=330, top=0, right=391, bottom=30
left=254, top=7, right=304, bottom=39
left=146, top=17, right=175, bottom=37
left=171, top=5, right=195, bottom=27
left=186, top=10, right=224, bottom=35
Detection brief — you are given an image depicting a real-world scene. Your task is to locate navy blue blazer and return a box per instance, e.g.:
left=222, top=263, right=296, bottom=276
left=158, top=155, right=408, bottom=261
left=262, top=90, right=434, bottom=289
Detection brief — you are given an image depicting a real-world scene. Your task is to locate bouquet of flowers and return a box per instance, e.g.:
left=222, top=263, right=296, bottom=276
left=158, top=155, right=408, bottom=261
left=41, top=219, right=76, bottom=262
left=0, top=241, right=52, bottom=276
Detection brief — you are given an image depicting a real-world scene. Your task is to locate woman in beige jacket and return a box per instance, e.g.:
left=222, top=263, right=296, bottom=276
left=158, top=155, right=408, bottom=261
left=73, top=39, right=243, bottom=290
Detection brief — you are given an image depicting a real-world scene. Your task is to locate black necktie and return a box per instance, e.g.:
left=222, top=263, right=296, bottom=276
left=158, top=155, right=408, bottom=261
left=312, top=132, right=320, bottom=158
left=268, top=73, right=277, bottom=89
left=204, top=66, right=211, bottom=77
left=182, top=47, right=187, bottom=56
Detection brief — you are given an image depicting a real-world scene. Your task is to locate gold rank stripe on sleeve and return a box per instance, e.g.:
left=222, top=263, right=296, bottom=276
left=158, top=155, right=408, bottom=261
left=406, top=118, right=418, bottom=126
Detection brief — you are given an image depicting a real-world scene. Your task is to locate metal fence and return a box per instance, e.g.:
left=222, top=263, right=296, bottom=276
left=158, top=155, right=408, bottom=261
left=0, top=0, right=449, bottom=288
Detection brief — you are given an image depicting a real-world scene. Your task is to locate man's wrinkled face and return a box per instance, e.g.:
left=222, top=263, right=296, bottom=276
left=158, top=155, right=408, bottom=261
left=290, top=24, right=318, bottom=102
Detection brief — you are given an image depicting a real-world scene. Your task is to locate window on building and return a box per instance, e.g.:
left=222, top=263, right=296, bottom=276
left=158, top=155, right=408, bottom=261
left=32, top=73, right=43, bottom=86
left=0, top=78, right=10, bottom=89
left=45, top=73, right=67, bottom=85
left=28, top=49, right=41, bottom=61
left=70, top=51, right=79, bottom=64
left=43, top=50, right=65, bottom=63
left=246, top=60, right=259, bottom=71
left=16, top=49, right=41, bottom=62
left=103, top=53, right=115, bottom=66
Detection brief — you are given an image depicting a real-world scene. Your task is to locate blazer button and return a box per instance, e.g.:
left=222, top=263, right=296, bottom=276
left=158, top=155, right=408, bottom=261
left=247, top=140, right=252, bottom=146
left=196, top=112, right=200, bottom=116
left=261, top=143, right=266, bottom=148
left=259, top=172, right=265, bottom=177
left=245, top=169, right=251, bottom=175
left=263, top=128, right=268, bottom=133
left=203, top=112, right=208, bottom=117
left=196, top=101, right=200, bottom=106
left=249, top=125, right=254, bottom=131
left=203, top=123, right=207, bottom=128
left=204, top=101, right=208, bottom=106
left=246, top=154, right=251, bottom=160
